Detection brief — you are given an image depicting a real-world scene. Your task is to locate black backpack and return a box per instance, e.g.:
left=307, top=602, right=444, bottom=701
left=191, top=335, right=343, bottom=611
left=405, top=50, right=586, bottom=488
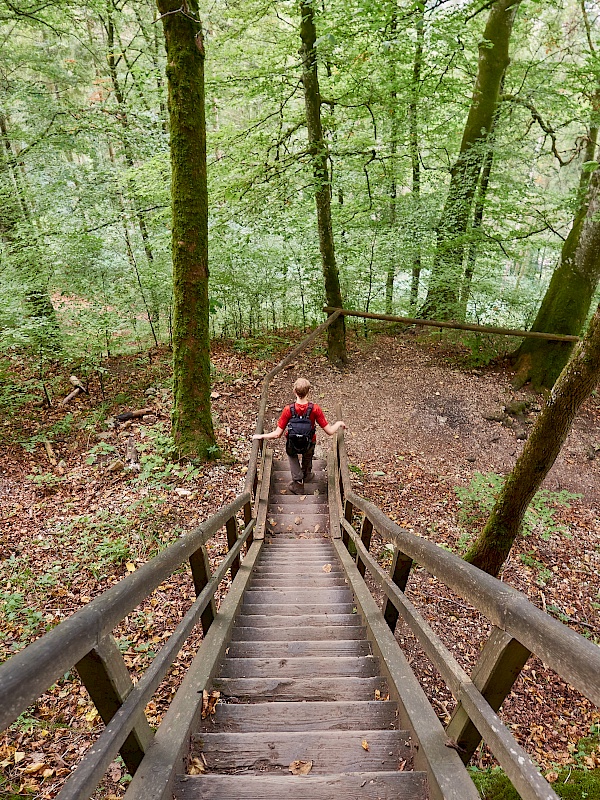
left=286, top=403, right=315, bottom=455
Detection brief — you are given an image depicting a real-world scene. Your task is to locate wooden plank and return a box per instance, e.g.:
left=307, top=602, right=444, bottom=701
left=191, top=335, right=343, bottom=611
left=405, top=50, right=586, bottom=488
left=357, top=515, right=374, bottom=578
left=75, top=634, right=153, bottom=775
left=332, top=539, right=480, bottom=800
left=234, top=613, right=361, bottom=628
left=266, top=515, right=330, bottom=535
left=174, top=771, right=428, bottom=800
left=190, top=730, right=412, bottom=773
left=213, top=676, right=387, bottom=702
left=383, top=549, right=414, bottom=632
left=254, top=448, right=273, bottom=541
left=219, top=654, right=379, bottom=678
left=271, top=458, right=327, bottom=471
left=123, top=540, right=264, bottom=800
left=269, top=495, right=328, bottom=506
left=197, top=699, right=397, bottom=733
left=327, top=449, right=341, bottom=539
left=250, top=577, right=349, bottom=588
left=225, top=516, right=241, bottom=581
left=243, top=588, right=353, bottom=604
left=226, top=640, right=371, bottom=658
left=189, top=544, right=216, bottom=635
left=231, top=625, right=367, bottom=642
left=446, top=628, right=531, bottom=762
left=252, top=566, right=344, bottom=576
left=240, top=603, right=356, bottom=616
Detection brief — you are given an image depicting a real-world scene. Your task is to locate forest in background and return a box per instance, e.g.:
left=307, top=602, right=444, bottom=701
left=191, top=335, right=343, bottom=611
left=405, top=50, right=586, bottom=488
left=1, top=0, right=599, bottom=365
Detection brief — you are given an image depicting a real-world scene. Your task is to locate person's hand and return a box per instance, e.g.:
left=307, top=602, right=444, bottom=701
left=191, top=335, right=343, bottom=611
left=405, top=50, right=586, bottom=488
left=252, top=433, right=263, bottom=440
left=338, top=421, right=347, bottom=430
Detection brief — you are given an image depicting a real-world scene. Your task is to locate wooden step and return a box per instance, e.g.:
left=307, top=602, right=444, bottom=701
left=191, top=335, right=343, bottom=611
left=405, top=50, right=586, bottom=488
left=190, top=729, right=412, bottom=773
left=266, top=515, right=330, bottom=535
left=243, top=589, right=352, bottom=604
left=240, top=603, right=356, bottom=616
left=197, top=700, right=397, bottom=733
left=234, top=613, right=361, bottom=628
left=249, top=577, right=348, bottom=588
left=212, top=676, right=387, bottom=702
left=175, top=771, right=427, bottom=800
left=252, top=566, right=343, bottom=575
left=272, top=480, right=328, bottom=495
left=271, top=459, right=326, bottom=472
left=226, top=640, right=372, bottom=658
left=231, top=625, right=367, bottom=642
left=219, top=655, right=379, bottom=679
left=268, top=495, right=328, bottom=507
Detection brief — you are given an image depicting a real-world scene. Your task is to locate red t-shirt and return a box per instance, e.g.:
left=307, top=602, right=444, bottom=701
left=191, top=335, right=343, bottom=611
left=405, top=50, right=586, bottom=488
left=278, top=402, right=328, bottom=442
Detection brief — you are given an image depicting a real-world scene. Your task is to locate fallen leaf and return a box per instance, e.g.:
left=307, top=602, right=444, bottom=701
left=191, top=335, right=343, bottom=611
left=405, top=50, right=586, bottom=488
left=322, top=563, right=332, bottom=573
left=289, top=759, right=312, bottom=775
left=125, top=562, right=136, bottom=573
left=201, top=689, right=209, bottom=719
left=14, top=752, right=26, bottom=764
left=106, top=762, right=122, bottom=783
left=294, top=516, right=302, bottom=525
left=545, top=771, right=559, bottom=783
left=175, top=488, right=192, bottom=497
left=314, top=524, right=320, bottom=532
left=210, top=392, right=221, bottom=399
left=22, top=762, right=46, bottom=775
left=189, top=757, right=206, bottom=775
left=268, top=518, right=277, bottom=526
left=85, top=709, right=98, bottom=723
left=361, top=739, right=369, bottom=751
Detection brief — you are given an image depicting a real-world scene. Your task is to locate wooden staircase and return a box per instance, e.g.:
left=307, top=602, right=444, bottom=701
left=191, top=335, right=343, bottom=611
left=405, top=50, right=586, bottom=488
left=174, top=457, right=429, bottom=799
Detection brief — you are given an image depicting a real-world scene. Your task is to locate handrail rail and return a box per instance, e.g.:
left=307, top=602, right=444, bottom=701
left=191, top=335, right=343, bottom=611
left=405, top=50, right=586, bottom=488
left=244, top=310, right=342, bottom=496
left=0, top=492, right=251, bottom=731
left=332, top=426, right=599, bottom=800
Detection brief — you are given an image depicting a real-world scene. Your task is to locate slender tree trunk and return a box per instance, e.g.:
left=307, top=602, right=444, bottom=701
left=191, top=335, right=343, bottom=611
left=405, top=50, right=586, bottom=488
left=299, top=0, right=347, bottom=365
left=421, top=0, right=521, bottom=320
left=408, top=1, right=424, bottom=311
left=465, top=297, right=600, bottom=577
left=0, top=113, right=61, bottom=348
left=385, top=9, right=399, bottom=315
left=157, top=0, right=216, bottom=458
left=513, top=135, right=600, bottom=391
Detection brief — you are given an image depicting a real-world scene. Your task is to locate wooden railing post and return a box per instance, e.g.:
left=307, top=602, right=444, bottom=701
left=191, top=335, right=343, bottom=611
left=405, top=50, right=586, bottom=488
left=189, top=544, right=216, bottom=634
left=356, top=515, right=373, bottom=577
left=342, top=499, right=354, bottom=549
left=243, top=500, right=253, bottom=548
left=75, top=634, right=153, bottom=775
left=226, top=516, right=241, bottom=580
left=446, top=627, right=531, bottom=763
left=383, top=548, right=414, bottom=632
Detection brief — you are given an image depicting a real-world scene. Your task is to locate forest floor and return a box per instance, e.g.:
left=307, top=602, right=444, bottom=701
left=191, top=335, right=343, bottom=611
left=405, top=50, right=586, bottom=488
left=1, top=324, right=599, bottom=798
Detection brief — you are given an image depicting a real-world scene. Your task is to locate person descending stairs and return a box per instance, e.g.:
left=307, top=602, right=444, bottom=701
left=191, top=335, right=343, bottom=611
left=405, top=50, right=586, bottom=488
left=173, top=456, right=428, bottom=799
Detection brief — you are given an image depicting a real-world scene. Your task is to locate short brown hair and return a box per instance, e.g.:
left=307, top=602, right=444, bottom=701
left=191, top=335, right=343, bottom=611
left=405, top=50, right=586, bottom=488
left=293, top=378, right=311, bottom=398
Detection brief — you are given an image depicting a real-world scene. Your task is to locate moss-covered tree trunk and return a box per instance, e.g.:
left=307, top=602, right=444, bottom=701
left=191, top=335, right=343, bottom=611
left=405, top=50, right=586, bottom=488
left=513, top=133, right=600, bottom=391
left=465, top=300, right=600, bottom=577
left=299, top=0, right=347, bottom=366
left=420, top=0, right=521, bottom=320
left=408, top=1, right=424, bottom=311
left=157, top=0, right=216, bottom=458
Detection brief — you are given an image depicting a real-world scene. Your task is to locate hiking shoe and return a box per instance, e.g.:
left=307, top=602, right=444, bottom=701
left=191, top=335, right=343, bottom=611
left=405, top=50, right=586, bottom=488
left=303, top=471, right=315, bottom=482
left=288, top=481, right=304, bottom=495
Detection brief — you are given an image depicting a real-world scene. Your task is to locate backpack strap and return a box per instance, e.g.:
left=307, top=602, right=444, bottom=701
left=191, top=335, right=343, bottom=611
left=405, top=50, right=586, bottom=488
left=291, top=402, right=313, bottom=419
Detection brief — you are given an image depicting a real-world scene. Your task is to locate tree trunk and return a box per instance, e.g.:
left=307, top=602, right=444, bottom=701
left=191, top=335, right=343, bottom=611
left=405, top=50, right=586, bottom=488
left=299, top=0, right=347, bottom=366
left=408, top=2, right=424, bottom=311
left=157, top=0, right=216, bottom=458
left=385, top=9, right=399, bottom=315
left=0, top=113, right=61, bottom=349
left=420, top=0, right=521, bottom=320
left=465, top=272, right=600, bottom=577
left=513, top=131, right=600, bottom=390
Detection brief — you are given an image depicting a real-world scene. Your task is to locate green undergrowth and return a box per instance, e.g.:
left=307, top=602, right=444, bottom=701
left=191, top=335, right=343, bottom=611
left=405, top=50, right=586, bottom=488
left=456, top=471, right=580, bottom=550
left=471, top=766, right=600, bottom=799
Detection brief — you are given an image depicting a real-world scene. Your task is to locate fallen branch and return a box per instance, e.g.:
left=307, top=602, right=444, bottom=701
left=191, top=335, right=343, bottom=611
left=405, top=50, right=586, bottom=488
left=115, top=407, right=154, bottom=422
left=61, top=387, right=82, bottom=406
left=42, top=437, right=57, bottom=466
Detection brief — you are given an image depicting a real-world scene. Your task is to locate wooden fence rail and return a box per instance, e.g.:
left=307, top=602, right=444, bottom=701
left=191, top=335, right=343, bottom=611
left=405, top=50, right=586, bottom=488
left=333, top=426, right=600, bottom=800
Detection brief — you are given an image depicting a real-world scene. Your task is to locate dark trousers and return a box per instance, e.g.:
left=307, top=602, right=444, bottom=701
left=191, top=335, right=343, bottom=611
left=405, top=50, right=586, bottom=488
left=286, top=442, right=314, bottom=482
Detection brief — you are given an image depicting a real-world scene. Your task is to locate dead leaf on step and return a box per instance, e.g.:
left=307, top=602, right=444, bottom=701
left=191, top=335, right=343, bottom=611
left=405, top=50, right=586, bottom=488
left=201, top=689, right=220, bottom=719
left=399, top=760, right=406, bottom=771
left=268, top=518, right=277, bottom=527
left=322, top=563, right=332, bottom=573
left=361, top=739, right=370, bottom=751
left=277, top=506, right=283, bottom=512
left=280, top=489, right=288, bottom=494
left=299, top=495, right=306, bottom=502
left=314, top=524, right=320, bottom=532
left=289, top=759, right=313, bottom=776
left=294, top=516, right=302, bottom=525
left=286, top=525, right=294, bottom=531
left=189, top=757, right=206, bottom=775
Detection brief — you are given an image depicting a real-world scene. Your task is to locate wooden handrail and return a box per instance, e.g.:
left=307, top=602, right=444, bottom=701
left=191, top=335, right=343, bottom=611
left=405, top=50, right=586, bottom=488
left=332, top=427, right=599, bottom=800
left=323, top=306, right=580, bottom=342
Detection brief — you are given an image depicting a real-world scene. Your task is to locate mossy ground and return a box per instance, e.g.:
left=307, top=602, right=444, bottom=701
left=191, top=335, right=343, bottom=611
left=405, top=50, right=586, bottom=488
left=472, top=767, right=600, bottom=799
